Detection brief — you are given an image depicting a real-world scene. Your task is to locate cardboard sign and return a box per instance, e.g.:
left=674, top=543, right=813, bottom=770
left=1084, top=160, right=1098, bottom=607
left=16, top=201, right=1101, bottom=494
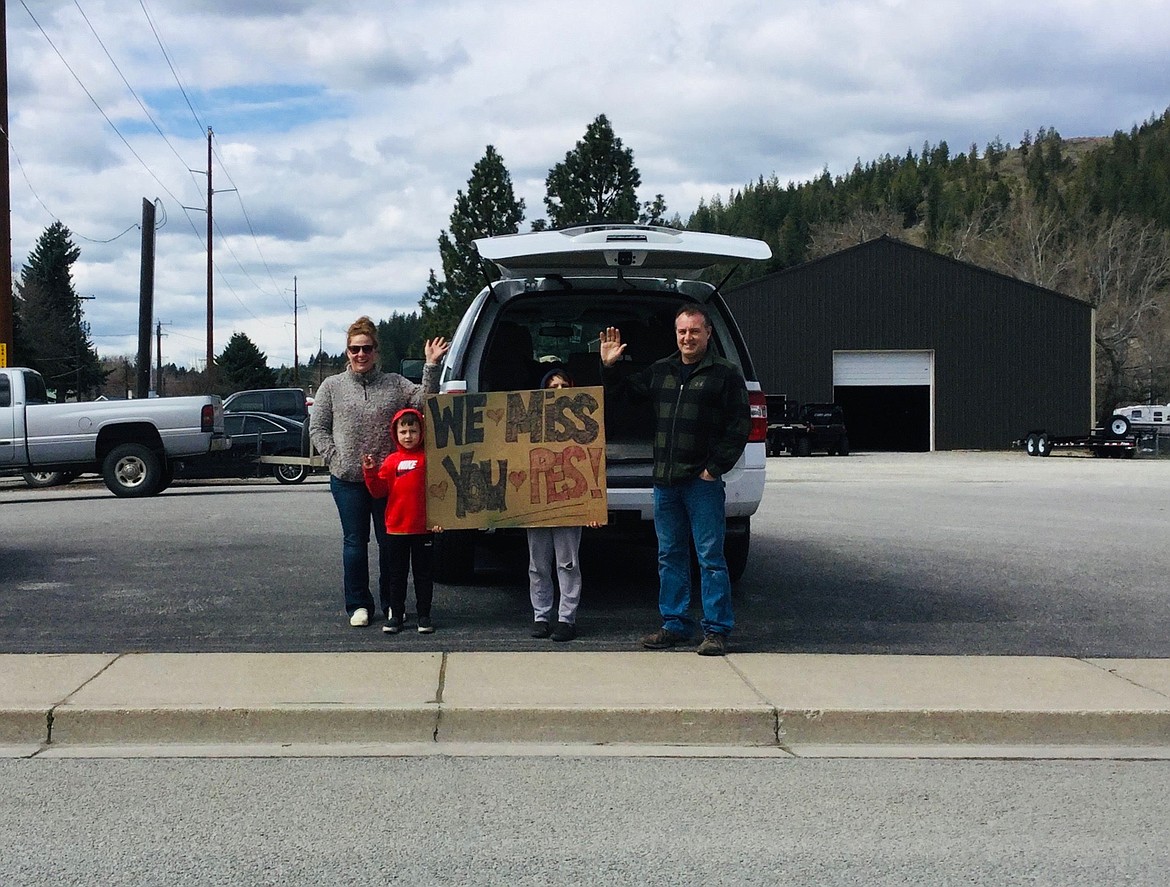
left=424, top=386, right=607, bottom=529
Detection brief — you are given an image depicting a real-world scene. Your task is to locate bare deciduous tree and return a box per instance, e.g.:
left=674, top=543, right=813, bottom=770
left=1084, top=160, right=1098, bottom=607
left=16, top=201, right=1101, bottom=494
left=1074, top=215, right=1170, bottom=411
left=807, top=206, right=906, bottom=260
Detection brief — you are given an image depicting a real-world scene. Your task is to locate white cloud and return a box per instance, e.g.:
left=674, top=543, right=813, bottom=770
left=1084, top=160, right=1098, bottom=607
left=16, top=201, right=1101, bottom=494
left=7, top=0, right=1170, bottom=371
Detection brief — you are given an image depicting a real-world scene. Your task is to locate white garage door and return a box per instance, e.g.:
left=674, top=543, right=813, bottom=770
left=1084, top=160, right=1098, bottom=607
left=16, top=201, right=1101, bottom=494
left=833, top=350, right=933, bottom=386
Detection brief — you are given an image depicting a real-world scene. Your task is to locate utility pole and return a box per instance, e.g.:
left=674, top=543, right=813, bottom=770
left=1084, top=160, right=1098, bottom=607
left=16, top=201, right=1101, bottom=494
left=137, top=199, right=156, bottom=399
left=0, top=2, right=13, bottom=366
left=292, top=276, right=300, bottom=385
left=183, top=127, right=235, bottom=390
left=75, top=296, right=94, bottom=400
left=204, top=127, right=214, bottom=387
left=155, top=320, right=165, bottom=397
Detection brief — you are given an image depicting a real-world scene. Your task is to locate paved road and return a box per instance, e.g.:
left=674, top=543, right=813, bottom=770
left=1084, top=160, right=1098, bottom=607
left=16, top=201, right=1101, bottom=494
left=2, top=452, right=1168, bottom=655
left=3, top=755, right=1169, bottom=886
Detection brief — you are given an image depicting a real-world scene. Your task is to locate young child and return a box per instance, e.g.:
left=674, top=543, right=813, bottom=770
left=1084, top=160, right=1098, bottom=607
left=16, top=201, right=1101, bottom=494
left=526, top=368, right=598, bottom=642
left=362, top=407, right=440, bottom=634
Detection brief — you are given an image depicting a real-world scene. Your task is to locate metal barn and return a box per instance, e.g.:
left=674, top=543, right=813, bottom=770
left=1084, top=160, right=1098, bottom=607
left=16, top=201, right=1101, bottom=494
left=725, top=237, right=1094, bottom=451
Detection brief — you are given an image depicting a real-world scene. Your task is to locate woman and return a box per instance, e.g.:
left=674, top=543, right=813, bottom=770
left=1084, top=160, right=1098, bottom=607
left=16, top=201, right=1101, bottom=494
left=310, top=316, right=449, bottom=627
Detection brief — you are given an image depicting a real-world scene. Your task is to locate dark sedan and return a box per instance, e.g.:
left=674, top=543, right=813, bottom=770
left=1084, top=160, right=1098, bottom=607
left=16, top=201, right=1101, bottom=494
left=171, top=411, right=311, bottom=484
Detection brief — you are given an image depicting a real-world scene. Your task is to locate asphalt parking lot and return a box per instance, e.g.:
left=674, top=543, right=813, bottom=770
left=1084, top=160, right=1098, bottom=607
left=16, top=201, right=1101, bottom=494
left=2, top=451, right=1168, bottom=656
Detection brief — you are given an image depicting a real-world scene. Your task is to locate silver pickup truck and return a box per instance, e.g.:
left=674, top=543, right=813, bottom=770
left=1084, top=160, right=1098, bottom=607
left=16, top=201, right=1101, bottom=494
left=0, top=366, right=228, bottom=497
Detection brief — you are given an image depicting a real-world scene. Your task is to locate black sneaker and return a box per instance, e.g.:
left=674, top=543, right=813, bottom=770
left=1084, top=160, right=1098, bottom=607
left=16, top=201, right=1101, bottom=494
left=640, top=628, right=691, bottom=649
left=417, top=615, right=435, bottom=634
left=383, top=615, right=404, bottom=634
left=531, top=620, right=551, bottom=639
left=551, top=621, right=577, bottom=642
left=696, top=633, right=727, bottom=656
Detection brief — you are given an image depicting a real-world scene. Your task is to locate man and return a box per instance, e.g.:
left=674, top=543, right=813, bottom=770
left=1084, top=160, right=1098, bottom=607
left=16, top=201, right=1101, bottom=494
left=599, top=304, right=751, bottom=656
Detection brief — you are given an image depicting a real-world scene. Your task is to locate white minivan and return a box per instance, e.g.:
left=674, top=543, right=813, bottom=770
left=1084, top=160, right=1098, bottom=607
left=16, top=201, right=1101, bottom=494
left=432, top=224, right=772, bottom=583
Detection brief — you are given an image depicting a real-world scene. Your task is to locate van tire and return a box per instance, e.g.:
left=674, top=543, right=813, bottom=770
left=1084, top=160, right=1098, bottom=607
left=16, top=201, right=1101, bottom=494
left=433, top=530, right=476, bottom=583
left=725, top=519, right=750, bottom=584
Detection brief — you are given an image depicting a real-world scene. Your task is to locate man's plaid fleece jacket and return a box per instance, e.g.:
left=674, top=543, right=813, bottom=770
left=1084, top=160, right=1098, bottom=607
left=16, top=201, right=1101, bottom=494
left=602, top=349, right=751, bottom=486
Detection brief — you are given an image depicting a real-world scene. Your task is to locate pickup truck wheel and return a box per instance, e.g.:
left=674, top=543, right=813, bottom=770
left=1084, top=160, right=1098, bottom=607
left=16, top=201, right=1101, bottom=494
left=432, top=530, right=476, bottom=583
left=22, top=470, right=72, bottom=488
left=274, top=451, right=308, bottom=485
left=102, top=443, right=163, bottom=498
left=794, top=436, right=812, bottom=457
left=837, top=434, right=850, bottom=456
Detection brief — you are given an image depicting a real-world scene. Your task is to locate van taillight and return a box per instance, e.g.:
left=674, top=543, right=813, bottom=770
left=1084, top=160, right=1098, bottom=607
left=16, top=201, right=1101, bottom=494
left=748, top=391, right=767, bottom=443
left=201, top=404, right=215, bottom=433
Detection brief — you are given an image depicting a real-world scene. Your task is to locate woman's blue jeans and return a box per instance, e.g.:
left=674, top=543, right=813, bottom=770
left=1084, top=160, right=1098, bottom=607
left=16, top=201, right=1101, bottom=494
left=329, top=475, right=390, bottom=617
left=653, top=476, right=734, bottom=637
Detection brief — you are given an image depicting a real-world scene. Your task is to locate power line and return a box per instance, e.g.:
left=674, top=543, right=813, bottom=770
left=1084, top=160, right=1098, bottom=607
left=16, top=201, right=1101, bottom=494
left=18, top=1, right=187, bottom=211
left=139, top=7, right=290, bottom=310
left=17, top=0, right=208, bottom=247
left=137, top=0, right=205, bottom=136
left=73, top=0, right=195, bottom=182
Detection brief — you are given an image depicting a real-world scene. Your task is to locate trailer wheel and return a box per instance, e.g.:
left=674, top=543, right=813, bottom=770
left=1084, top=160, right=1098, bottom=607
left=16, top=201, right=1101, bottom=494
left=1024, top=434, right=1038, bottom=456
left=1036, top=433, right=1051, bottom=456
left=1108, top=415, right=1131, bottom=438
left=102, top=443, right=163, bottom=498
left=273, top=450, right=309, bottom=485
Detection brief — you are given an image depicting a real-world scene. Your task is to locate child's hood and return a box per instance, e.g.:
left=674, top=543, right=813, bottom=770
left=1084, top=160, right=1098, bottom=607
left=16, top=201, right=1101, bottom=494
left=391, top=407, right=425, bottom=448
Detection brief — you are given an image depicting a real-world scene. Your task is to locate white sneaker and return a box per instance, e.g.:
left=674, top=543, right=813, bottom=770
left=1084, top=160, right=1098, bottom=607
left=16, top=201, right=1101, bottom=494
left=349, top=607, right=369, bottom=627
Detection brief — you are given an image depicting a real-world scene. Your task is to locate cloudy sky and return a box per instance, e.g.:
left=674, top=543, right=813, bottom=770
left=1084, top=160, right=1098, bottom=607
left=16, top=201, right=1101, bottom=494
left=7, top=0, right=1170, bottom=374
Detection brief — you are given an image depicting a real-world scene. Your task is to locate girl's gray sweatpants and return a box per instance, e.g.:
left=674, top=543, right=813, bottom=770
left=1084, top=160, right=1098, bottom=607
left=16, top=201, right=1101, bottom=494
left=526, top=526, right=584, bottom=624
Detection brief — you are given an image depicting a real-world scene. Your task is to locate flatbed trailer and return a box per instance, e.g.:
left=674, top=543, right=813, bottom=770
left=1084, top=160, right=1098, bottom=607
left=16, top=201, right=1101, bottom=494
left=1014, top=417, right=1138, bottom=458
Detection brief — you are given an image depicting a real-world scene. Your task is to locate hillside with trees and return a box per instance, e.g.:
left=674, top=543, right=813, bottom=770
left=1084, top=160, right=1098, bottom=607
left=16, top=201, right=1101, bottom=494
left=421, top=108, right=1170, bottom=413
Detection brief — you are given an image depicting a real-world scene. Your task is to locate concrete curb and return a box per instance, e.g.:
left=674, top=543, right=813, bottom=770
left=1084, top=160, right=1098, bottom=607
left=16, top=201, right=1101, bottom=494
left=3, top=652, right=1169, bottom=754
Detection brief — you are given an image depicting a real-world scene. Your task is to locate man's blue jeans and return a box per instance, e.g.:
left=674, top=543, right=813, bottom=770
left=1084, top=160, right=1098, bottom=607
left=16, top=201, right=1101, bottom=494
left=653, top=476, right=734, bottom=637
left=329, top=475, right=390, bottom=617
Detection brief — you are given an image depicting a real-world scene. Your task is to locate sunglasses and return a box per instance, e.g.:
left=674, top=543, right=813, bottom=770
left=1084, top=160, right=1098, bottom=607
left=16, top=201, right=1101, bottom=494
left=347, top=344, right=376, bottom=355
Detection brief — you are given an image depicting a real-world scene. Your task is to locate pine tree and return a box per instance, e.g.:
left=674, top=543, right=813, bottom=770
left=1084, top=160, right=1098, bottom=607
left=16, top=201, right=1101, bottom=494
left=217, top=332, right=275, bottom=395
left=544, top=114, right=641, bottom=228
left=13, top=222, right=106, bottom=398
left=377, top=311, right=425, bottom=371
left=420, top=145, right=525, bottom=339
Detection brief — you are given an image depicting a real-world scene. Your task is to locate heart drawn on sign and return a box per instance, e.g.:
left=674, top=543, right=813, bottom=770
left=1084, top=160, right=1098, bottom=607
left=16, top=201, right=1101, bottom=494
left=508, top=470, right=527, bottom=490
left=428, top=481, right=448, bottom=500
left=487, top=408, right=505, bottom=425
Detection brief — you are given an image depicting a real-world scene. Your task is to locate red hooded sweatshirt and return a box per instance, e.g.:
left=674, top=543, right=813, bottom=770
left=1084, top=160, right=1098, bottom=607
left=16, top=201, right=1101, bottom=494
left=363, top=407, right=429, bottom=535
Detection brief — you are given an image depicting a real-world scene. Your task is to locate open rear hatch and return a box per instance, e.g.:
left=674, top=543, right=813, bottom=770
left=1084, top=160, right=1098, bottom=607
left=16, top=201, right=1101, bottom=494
left=474, top=224, right=771, bottom=280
